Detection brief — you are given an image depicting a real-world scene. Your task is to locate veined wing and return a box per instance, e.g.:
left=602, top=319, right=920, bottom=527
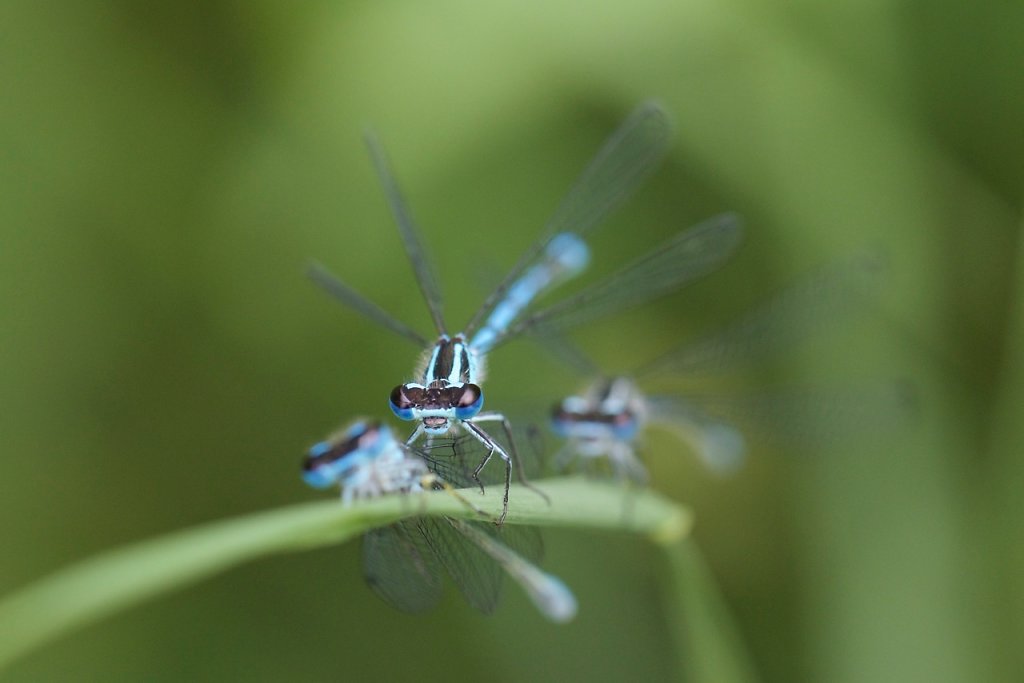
left=464, top=101, right=673, bottom=338
left=419, top=421, right=549, bottom=487
left=417, top=434, right=483, bottom=488
left=420, top=516, right=505, bottom=614
left=362, top=520, right=444, bottom=613
left=445, top=517, right=576, bottom=623
left=494, top=522, right=544, bottom=566
left=417, top=435, right=545, bottom=564
left=366, top=442, right=564, bottom=618
left=420, top=516, right=568, bottom=620
left=494, top=213, right=743, bottom=346
left=362, top=514, right=549, bottom=616
left=364, top=131, right=448, bottom=336
left=635, top=250, right=885, bottom=379
left=307, top=262, right=428, bottom=347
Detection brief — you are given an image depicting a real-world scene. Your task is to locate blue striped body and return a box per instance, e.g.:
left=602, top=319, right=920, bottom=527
left=470, top=232, right=589, bottom=354
left=389, top=232, right=590, bottom=435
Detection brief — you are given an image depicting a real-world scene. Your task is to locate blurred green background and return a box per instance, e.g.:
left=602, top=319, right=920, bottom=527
left=1, top=1, right=1021, bottom=681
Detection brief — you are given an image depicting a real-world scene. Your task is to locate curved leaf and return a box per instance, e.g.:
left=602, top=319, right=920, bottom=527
left=0, top=477, right=690, bottom=670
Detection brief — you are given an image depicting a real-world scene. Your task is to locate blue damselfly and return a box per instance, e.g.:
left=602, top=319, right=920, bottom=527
left=309, top=102, right=741, bottom=522
left=303, top=419, right=577, bottom=622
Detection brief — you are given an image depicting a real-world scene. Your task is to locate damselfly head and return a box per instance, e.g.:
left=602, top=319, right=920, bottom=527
left=389, top=382, right=484, bottom=423
left=302, top=418, right=388, bottom=489
left=551, top=397, right=639, bottom=442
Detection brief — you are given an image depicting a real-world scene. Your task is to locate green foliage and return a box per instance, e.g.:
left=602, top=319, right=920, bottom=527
left=0, top=1, right=1021, bottom=681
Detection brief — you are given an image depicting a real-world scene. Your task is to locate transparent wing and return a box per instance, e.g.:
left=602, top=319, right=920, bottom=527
left=495, top=213, right=743, bottom=345
left=364, top=131, right=448, bottom=336
left=307, top=261, right=428, bottom=347
left=531, top=331, right=604, bottom=378
left=417, top=435, right=484, bottom=489
left=636, top=250, right=886, bottom=379
left=445, top=518, right=575, bottom=623
left=419, top=421, right=549, bottom=486
left=518, top=422, right=554, bottom=481
left=647, top=380, right=916, bottom=466
left=362, top=520, right=444, bottom=613
left=495, top=523, right=544, bottom=565
left=376, top=439, right=557, bottom=616
left=464, top=101, right=673, bottom=337
left=418, top=435, right=545, bottom=564
left=421, top=516, right=505, bottom=614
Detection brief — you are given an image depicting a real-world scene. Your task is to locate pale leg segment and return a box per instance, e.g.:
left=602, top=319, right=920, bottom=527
left=471, top=412, right=551, bottom=506
left=461, top=419, right=513, bottom=525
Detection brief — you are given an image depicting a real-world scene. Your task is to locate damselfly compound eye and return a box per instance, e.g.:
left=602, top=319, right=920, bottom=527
left=453, top=383, right=483, bottom=419
left=389, top=385, right=416, bottom=420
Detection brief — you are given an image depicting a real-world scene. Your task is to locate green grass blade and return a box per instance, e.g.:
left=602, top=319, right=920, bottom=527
left=0, top=477, right=690, bottom=669
left=660, top=539, right=761, bottom=683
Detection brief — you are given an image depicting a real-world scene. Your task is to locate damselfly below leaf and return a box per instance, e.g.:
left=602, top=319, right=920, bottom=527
left=303, top=419, right=577, bottom=622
